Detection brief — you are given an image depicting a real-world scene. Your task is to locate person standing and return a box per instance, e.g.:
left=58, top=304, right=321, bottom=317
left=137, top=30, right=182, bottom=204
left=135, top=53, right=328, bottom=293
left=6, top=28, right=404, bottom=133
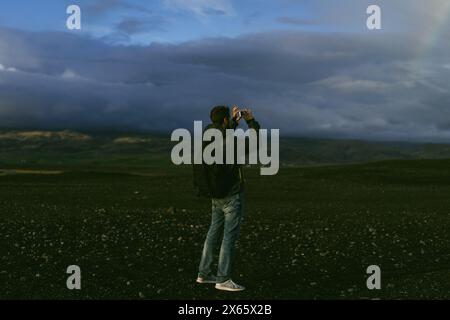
left=194, top=105, right=260, bottom=292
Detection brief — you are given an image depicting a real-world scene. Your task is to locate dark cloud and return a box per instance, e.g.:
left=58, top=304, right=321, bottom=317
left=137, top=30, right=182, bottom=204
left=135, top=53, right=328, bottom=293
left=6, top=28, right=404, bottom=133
left=115, top=16, right=167, bottom=35
left=0, top=25, right=450, bottom=142
left=116, top=18, right=148, bottom=34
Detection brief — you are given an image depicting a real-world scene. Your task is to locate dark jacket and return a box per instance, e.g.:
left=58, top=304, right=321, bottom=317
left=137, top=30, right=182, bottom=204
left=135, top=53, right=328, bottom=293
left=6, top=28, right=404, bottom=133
left=195, top=118, right=260, bottom=199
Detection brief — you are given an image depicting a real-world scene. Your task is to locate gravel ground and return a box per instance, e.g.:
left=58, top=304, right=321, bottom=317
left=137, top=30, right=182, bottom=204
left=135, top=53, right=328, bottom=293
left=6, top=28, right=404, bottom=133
left=2, top=161, right=450, bottom=299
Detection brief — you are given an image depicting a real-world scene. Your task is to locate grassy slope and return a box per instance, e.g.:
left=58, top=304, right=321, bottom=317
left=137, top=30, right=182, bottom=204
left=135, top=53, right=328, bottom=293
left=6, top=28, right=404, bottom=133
left=3, top=130, right=450, bottom=169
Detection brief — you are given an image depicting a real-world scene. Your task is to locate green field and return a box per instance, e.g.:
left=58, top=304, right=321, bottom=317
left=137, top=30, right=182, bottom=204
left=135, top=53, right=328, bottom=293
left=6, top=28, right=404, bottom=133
left=2, top=157, right=450, bottom=299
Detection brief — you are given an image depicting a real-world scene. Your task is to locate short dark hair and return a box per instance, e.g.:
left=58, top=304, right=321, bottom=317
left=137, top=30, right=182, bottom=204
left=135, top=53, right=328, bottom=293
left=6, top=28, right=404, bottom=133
left=210, top=105, right=230, bottom=124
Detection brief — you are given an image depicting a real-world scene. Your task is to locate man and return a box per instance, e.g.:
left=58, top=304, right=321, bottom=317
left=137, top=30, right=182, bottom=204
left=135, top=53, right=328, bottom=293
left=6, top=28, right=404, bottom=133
left=194, top=105, right=260, bottom=292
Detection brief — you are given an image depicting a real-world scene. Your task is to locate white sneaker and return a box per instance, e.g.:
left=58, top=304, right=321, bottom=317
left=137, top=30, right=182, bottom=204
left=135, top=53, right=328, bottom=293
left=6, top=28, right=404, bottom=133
left=196, top=275, right=218, bottom=284
left=215, top=279, right=245, bottom=292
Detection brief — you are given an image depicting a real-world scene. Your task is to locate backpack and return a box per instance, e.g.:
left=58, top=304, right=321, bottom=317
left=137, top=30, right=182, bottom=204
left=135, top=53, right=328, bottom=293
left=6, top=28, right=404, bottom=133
left=193, top=162, right=212, bottom=198
left=192, top=124, right=237, bottom=199
left=193, top=162, right=236, bottom=199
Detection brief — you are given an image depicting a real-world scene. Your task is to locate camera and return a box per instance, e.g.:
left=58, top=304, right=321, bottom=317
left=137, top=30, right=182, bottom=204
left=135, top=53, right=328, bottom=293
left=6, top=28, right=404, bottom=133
left=237, top=110, right=246, bottom=119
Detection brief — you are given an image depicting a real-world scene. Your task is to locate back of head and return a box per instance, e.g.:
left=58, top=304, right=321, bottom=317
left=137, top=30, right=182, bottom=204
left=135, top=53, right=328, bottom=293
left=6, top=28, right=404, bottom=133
left=210, top=105, right=229, bottom=125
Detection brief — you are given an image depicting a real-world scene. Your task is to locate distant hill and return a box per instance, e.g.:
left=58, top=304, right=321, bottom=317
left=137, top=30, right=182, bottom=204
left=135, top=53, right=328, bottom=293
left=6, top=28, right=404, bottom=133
left=280, top=136, right=450, bottom=166
left=1, top=129, right=450, bottom=168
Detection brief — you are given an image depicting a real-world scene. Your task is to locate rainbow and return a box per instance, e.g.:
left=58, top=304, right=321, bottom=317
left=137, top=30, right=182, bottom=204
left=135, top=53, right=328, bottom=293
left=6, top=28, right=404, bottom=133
left=417, top=2, right=450, bottom=57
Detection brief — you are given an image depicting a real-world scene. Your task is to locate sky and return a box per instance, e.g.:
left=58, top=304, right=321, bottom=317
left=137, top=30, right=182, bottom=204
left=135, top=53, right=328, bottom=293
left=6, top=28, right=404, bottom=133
left=0, top=0, right=450, bottom=142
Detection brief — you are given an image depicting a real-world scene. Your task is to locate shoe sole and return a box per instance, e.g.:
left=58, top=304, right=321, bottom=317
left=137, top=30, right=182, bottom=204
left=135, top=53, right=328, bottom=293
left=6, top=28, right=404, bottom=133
left=215, top=285, right=245, bottom=292
left=196, top=279, right=217, bottom=284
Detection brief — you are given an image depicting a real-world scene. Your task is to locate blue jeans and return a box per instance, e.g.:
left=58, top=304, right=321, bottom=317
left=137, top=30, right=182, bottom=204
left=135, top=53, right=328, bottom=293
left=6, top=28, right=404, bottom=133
left=198, top=192, right=244, bottom=283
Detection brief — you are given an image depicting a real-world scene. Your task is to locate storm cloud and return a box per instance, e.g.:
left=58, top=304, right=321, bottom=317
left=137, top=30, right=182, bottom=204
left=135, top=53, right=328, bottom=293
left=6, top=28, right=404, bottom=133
left=0, top=5, right=450, bottom=142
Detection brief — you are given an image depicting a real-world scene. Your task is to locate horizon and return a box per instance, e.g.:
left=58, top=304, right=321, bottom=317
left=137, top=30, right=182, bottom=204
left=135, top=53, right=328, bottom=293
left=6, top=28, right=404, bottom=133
left=3, top=126, right=450, bottom=146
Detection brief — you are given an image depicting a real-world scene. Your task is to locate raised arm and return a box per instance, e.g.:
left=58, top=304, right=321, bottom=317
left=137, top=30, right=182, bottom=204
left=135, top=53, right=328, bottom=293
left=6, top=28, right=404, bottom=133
left=241, top=108, right=260, bottom=156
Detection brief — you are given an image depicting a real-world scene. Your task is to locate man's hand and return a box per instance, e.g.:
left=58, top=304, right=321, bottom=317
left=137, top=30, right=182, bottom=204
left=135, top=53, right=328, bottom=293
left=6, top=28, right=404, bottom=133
left=242, top=108, right=254, bottom=121
left=231, top=105, right=241, bottom=121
